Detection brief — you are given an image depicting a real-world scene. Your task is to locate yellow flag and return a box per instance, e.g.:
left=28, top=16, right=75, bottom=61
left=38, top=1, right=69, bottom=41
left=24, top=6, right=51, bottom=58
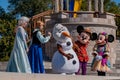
left=74, top=0, right=82, bottom=18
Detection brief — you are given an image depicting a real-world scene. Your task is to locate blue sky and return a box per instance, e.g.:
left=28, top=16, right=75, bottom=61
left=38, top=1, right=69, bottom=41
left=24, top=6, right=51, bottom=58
left=0, top=0, right=120, bottom=12
left=0, top=0, right=9, bottom=12
left=113, top=0, right=120, bottom=3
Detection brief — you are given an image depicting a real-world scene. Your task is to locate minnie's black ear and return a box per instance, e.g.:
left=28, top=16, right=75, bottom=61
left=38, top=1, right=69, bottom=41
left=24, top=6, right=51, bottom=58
left=108, top=35, right=114, bottom=42
left=77, top=25, right=84, bottom=33
left=91, top=33, right=97, bottom=40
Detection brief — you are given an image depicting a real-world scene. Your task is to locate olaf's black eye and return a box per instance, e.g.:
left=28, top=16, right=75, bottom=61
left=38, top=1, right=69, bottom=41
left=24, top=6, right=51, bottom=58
left=66, top=41, right=71, bottom=46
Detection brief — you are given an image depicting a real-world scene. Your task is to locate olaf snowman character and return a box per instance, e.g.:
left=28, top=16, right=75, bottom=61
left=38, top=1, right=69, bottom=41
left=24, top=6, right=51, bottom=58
left=52, top=24, right=79, bottom=75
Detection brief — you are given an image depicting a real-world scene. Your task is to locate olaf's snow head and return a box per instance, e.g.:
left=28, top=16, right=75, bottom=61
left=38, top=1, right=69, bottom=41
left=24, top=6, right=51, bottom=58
left=53, top=24, right=70, bottom=42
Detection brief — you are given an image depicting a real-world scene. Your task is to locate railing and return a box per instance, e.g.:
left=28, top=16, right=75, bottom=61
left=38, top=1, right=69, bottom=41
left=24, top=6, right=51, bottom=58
left=31, top=10, right=53, bottom=20
left=63, top=11, right=108, bottom=18
left=30, top=10, right=53, bottom=29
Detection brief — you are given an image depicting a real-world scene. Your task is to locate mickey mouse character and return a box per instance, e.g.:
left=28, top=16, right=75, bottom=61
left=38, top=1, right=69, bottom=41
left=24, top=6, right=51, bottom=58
left=52, top=24, right=79, bottom=75
left=73, top=25, right=93, bottom=75
left=91, top=32, right=114, bottom=76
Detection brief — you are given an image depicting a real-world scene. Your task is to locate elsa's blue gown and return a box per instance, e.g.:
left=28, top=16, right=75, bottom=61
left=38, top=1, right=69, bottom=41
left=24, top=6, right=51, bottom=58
left=6, top=26, right=31, bottom=73
left=28, top=29, right=50, bottom=73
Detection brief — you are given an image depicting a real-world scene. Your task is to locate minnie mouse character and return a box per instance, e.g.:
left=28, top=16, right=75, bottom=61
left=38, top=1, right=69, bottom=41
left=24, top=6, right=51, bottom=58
left=91, top=32, right=114, bottom=76
left=73, top=25, right=94, bottom=75
left=52, top=24, right=79, bottom=75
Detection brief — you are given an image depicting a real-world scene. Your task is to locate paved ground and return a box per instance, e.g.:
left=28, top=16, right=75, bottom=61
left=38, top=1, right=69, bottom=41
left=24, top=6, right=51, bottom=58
left=0, top=72, right=120, bottom=80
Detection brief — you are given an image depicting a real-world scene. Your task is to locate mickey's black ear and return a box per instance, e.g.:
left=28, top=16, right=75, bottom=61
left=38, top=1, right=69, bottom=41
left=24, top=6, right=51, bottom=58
left=91, top=33, right=97, bottom=40
left=77, top=25, right=84, bottom=33
left=108, top=35, right=114, bottom=42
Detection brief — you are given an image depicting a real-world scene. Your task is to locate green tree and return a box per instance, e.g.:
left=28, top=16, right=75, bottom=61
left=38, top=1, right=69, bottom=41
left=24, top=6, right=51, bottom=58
left=0, top=19, right=17, bottom=61
left=0, top=6, right=6, bottom=17
left=0, top=6, right=17, bottom=61
left=8, top=0, right=52, bottom=17
left=0, top=6, right=15, bottom=21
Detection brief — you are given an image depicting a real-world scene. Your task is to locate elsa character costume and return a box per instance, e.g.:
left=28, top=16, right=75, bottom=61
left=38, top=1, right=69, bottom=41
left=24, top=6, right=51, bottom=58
left=6, top=17, right=31, bottom=73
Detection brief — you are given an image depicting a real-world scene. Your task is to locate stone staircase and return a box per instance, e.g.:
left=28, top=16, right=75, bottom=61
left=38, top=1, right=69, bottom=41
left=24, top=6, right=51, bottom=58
left=0, top=61, right=120, bottom=76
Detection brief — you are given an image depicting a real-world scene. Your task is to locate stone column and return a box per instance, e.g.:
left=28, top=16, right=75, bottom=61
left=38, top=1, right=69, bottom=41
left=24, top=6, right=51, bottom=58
left=87, top=0, right=92, bottom=11
left=100, top=0, right=104, bottom=13
left=94, top=0, right=98, bottom=12
left=66, top=0, right=69, bottom=11
left=54, top=0, right=59, bottom=13
left=60, top=0, right=63, bottom=11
